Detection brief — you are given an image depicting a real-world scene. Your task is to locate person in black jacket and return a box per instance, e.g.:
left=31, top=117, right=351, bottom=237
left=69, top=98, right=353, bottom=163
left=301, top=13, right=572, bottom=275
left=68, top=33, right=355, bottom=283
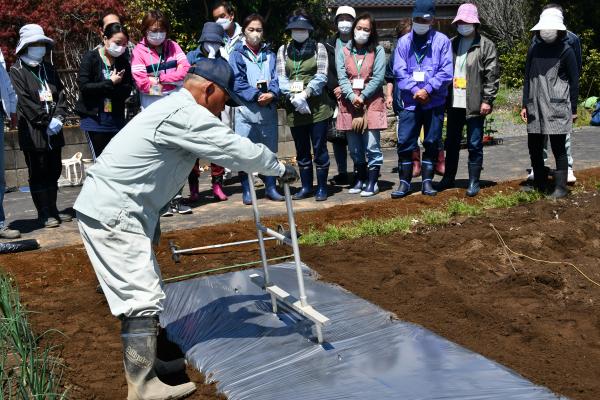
left=10, top=24, right=69, bottom=228
left=324, top=5, right=355, bottom=185
left=76, top=23, right=133, bottom=159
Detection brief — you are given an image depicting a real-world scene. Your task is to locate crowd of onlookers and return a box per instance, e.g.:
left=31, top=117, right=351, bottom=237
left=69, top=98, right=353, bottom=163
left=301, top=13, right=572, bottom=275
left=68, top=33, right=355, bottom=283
left=0, top=0, right=582, bottom=238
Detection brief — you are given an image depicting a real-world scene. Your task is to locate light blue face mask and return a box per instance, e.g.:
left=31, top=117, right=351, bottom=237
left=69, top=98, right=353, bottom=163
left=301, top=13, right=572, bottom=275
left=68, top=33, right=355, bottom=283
left=412, top=22, right=431, bottom=35
left=146, top=31, right=166, bottom=46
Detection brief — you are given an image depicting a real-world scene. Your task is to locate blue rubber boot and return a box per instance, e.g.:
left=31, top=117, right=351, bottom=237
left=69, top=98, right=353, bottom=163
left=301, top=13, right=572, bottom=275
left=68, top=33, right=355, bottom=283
left=391, top=161, right=413, bottom=199
left=292, top=167, right=313, bottom=200
left=361, top=166, right=380, bottom=197
left=466, top=162, right=482, bottom=197
left=421, top=160, right=438, bottom=196
left=315, top=167, right=329, bottom=201
left=239, top=172, right=252, bottom=205
left=264, top=176, right=284, bottom=201
left=349, top=163, right=367, bottom=194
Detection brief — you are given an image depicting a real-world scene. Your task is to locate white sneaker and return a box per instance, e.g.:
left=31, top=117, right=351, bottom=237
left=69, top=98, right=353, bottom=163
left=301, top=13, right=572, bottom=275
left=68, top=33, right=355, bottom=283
left=567, top=168, right=576, bottom=184
left=161, top=209, right=174, bottom=217
left=173, top=203, right=193, bottom=215
left=526, top=169, right=534, bottom=181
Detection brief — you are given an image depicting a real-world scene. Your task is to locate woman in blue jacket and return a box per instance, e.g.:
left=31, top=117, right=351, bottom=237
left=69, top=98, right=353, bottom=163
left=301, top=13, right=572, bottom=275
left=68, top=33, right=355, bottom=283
left=229, top=13, right=283, bottom=203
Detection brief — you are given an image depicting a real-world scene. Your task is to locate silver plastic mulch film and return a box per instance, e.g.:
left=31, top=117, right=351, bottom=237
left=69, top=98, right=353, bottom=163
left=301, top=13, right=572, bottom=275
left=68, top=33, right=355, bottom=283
left=161, top=262, right=564, bottom=400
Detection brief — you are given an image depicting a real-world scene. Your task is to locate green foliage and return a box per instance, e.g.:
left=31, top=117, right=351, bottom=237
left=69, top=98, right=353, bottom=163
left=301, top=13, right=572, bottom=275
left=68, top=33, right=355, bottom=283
left=579, top=29, right=600, bottom=99
left=498, top=41, right=529, bottom=89
left=446, top=199, right=482, bottom=217
left=419, top=209, right=451, bottom=226
left=479, top=190, right=542, bottom=209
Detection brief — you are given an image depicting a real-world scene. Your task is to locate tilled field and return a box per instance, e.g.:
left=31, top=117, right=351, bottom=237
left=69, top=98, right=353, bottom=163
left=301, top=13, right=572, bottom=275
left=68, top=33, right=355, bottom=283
left=1, top=169, right=599, bottom=399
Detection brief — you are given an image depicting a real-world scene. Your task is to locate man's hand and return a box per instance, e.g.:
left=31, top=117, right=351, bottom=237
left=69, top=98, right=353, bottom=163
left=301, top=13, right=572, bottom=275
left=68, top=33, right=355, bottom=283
left=413, top=89, right=430, bottom=105
left=9, top=113, right=17, bottom=129
left=352, top=96, right=364, bottom=109
left=334, top=86, right=343, bottom=101
left=279, top=164, right=299, bottom=184
left=257, top=92, right=274, bottom=106
left=385, top=96, right=393, bottom=110
left=520, top=108, right=528, bottom=123
left=480, top=102, right=492, bottom=116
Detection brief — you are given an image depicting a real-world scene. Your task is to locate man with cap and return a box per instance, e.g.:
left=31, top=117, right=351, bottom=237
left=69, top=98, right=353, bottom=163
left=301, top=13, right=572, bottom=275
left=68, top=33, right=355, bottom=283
left=10, top=24, right=71, bottom=228
left=324, top=5, right=356, bottom=186
left=74, top=56, right=298, bottom=400
left=437, top=3, right=499, bottom=197
left=526, top=3, right=581, bottom=185
left=520, top=7, right=578, bottom=199
left=391, top=0, right=453, bottom=198
left=187, top=22, right=230, bottom=202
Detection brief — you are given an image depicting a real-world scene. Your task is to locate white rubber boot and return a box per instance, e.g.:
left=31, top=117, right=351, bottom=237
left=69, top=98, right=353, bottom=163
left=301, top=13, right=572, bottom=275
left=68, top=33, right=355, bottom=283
left=122, top=317, right=196, bottom=400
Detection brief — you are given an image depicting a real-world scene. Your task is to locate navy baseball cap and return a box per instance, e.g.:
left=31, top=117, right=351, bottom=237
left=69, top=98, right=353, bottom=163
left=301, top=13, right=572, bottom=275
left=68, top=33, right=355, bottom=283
left=198, top=22, right=224, bottom=44
left=188, top=57, right=243, bottom=107
left=413, top=0, right=436, bottom=19
left=285, top=15, right=314, bottom=31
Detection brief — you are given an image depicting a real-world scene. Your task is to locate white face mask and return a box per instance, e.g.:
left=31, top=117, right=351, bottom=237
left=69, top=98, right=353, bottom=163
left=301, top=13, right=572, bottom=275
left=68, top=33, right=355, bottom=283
left=354, top=30, right=370, bottom=45
left=245, top=31, right=263, bottom=47
left=203, top=42, right=222, bottom=59
left=106, top=42, right=126, bottom=57
left=291, top=30, right=309, bottom=43
left=146, top=32, right=166, bottom=46
left=457, top=24, right=475, bottom=37
left=413, top=22, right=431, bottom=36
left=21, top=46, right=46, bottom=66
left=338, top=21, right=353, bottom=35
left=216, top=17, right=232, bottom=31
left=540, top=29, right=558, bottom=43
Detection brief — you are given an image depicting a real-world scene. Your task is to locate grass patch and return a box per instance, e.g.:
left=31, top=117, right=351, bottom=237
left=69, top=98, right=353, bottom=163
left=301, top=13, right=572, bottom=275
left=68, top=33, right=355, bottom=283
left=595, top=180, right=600, bottom=191
left=446, top=199, right=482, bottom=217
left=479, top=190, right=543, bottom=209
left=419, top=209, right=451, bottom=226
left=0, top=272, right=67, bottom=398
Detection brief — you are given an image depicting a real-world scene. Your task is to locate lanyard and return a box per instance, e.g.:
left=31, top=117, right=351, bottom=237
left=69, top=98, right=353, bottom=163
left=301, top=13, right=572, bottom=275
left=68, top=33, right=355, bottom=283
left=100, top=48, right=113, bottom=78
left=147, top=45, right=163, bottom=78
left=352, top=48, right=366, bottom=78
left=247, top=49, right=264, bottom=71
left=27, top=64, right=48, bottom=90
left=292, top=48, right=303, bottom=80
left=411, top=40, right=429, bottom=68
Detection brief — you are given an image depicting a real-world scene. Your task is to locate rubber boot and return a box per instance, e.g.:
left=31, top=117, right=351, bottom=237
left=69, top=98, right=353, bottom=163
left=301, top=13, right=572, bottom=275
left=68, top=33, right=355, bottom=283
left=48, top=188, right=73, bottom=222
left=187, top=182, right=200, bottom=202
left=31, top=191, right=59, bottom=228
left=315, top=167, right=329, bottom=201
left=522, top=166, right=547, bottom=193
left=239, top=172, right=252, bottom=205
left=264, top=176, right=284, bottom=201
left=412, top=148, right=421, bottom=177
left=349, top=163, right=367, bottom=194
left=435, top=149, right=458, bottom=192
left=548, top=170, right=569, bottom=199
left=435, top=149, right=446, bottom=176
left=421, top=160, right=438, bottom=196
left=211, top=175, right=228, bottom=201
left=361, top=166, right=380, bottom=197
left=292, top=167, right=313, bottom=200
left=122, top=317, right=196, bottom=400
left=391, top=161, right=413, bottom=199
left=465, top=163, right=482, bottom=197
left=155, top=358, right=186, bottom=376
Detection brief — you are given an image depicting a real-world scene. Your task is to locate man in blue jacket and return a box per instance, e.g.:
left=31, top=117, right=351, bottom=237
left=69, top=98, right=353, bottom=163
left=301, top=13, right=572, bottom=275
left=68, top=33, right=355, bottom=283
left=391, top=0, right=453, bottom=198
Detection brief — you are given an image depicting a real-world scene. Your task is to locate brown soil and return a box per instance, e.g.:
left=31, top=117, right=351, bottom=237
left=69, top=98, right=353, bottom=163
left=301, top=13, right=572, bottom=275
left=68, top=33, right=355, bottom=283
left=1, top=168, right=599, bottom=399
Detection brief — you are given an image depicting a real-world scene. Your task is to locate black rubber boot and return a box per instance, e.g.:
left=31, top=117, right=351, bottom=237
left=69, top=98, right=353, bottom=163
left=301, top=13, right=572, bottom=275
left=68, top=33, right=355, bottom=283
left=391, top=161, right=413, bottom=199
left=31, top=191, right=59, bottom=228
left=315, top=167, right=329, bottom=201
left=48, top=188, right=73, bottom=222
left=436, top=149, right=458, bottom=191
left=122, top=317, right=196, bottom=400
left=522, top=166, right=548, bottom=193
left=349, top=163, right=367, bottom=194
left=421, top=160, right=438, bottom=196
left=361, top=166, right=380, bottom=197
left=548, top=169, right=569, bottom=199
left=292, top=166, right=313, bottom=200
left=466, top=163, right=482, bottom=197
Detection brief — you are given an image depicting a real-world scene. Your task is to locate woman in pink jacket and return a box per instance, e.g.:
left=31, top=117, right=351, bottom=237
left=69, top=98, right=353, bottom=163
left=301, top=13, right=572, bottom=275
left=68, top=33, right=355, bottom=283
left=131, top=10, right=190, bottom=109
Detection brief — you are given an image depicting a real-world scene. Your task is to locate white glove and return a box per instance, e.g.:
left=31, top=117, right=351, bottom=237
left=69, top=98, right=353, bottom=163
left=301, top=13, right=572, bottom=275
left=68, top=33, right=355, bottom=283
left=291, top=93, right=311, bottom=114
left=46, top=117, right=63, bottom=136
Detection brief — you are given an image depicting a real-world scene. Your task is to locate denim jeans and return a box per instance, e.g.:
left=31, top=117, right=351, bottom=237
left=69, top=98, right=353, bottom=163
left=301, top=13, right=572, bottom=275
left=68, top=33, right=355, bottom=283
left=332, top=141, right=348, bottom=174
left=346, top=129, right=383, bottom=168
left=445, top=107, right=485, bottom=167
left=290, top=120, right=330, bottom=169
left=235, top=120, right=279, bottom=153
left=0, top=113, right=5, bottom=227
left=396, top=105, right=445, bottom=162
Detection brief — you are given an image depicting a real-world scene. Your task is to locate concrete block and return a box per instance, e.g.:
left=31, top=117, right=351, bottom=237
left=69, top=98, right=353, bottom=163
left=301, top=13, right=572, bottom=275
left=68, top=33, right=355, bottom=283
left=16, top=168, right=29, bottom=188
left=62, top=143, right=93, bottom=160
left=4, top=150, right=27, bottom=170
left=4, top=169, right=18, bottom=189
left=63, top=126, right=87, bottom=145
left=278, top=124, right=293, bottom=143
left=3, top=131, right=19, bottom=150
left=277, top=141, right=296, bottom=159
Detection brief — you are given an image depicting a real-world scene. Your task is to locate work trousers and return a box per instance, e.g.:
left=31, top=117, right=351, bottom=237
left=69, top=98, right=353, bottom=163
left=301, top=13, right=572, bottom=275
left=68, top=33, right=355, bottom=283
left=397, top=105, right=444, bottom=162
left=290, top=120, right=330, bottom=170
left=23, top=147, right=62, bottom=193
left=528, top=134, right=568, bottom=172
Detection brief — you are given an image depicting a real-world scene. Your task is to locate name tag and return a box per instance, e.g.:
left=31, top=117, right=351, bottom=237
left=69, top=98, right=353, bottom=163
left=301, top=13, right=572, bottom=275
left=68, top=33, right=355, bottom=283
left=352, top=78, right=365, bottom=90
left=149, top=84, right=163, bottom=96
left=103, top=98, right=113, bottom=113
left=38, top=88, right=53, bottom=102
left=290, top=80, right=304, bottom=93
left=413, top=71, right=425, bottom=82
left=454, top=77, right=467, bottom=89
